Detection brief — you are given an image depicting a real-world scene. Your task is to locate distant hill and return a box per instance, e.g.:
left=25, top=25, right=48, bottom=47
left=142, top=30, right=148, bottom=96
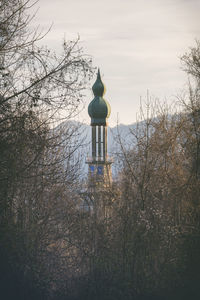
left=56, top=120, right=138, bottom=177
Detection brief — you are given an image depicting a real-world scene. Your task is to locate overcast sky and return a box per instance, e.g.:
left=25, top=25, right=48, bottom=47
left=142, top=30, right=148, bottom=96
left=33, top=0, right=200, bottom=126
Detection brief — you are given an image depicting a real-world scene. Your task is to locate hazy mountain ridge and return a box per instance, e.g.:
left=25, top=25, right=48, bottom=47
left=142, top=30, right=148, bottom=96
left=57, top=120, right=138, bottom=177
left=58, top=120, right=138, bottom=154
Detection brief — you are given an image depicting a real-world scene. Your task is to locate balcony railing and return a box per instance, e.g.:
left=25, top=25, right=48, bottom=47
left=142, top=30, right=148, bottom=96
left=86, top=156, right=113, bottom=164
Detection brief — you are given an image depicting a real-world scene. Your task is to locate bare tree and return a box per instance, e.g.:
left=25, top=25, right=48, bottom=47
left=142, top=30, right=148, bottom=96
left=0, top=1, right=94, bottom=298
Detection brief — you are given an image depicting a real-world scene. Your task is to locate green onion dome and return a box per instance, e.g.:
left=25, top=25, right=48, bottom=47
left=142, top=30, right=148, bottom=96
left=88, top=69, right=111, bottom=126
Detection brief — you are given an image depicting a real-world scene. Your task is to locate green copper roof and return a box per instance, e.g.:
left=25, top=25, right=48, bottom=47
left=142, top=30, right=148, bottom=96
left=88, top=69, right=111, bottom=126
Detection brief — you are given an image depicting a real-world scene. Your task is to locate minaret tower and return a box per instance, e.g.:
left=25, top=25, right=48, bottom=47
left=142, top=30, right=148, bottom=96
left=86, top=69, right=112, bottom=190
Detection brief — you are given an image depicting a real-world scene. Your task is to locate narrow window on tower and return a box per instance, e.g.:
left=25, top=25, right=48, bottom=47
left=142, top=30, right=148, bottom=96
left=101, top=126, right=103, bottom=160
left=97, top=166, right=103, bottom=175
left=89, top=165, right=95, bottom=175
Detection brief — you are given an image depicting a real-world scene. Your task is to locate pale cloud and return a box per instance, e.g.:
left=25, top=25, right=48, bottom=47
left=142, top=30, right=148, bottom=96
left=32, top=0, right=200, bottom=126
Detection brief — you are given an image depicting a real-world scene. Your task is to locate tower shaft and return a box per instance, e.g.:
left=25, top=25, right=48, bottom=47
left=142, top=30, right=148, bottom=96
left=87, top=69, right=112, bottom=190
left=91, top=125, right=108, bottom=162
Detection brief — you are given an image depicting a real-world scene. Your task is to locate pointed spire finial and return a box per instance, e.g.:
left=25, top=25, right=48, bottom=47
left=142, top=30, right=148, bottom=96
left=97, top=68, right=101, bottom=79
left=92, top=68, right=105, bottom=97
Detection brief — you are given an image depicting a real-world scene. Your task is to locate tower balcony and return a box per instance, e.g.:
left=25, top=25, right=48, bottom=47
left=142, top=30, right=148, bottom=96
left=86, top=155, right=113, bottom=164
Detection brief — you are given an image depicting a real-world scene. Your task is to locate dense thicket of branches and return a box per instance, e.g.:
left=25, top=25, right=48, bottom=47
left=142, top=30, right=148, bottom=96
left=1, top=1, right=200, bottom=299
left=64, top=42, right=200, bottom=300
left=0, top=1, right=92, bottom=299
